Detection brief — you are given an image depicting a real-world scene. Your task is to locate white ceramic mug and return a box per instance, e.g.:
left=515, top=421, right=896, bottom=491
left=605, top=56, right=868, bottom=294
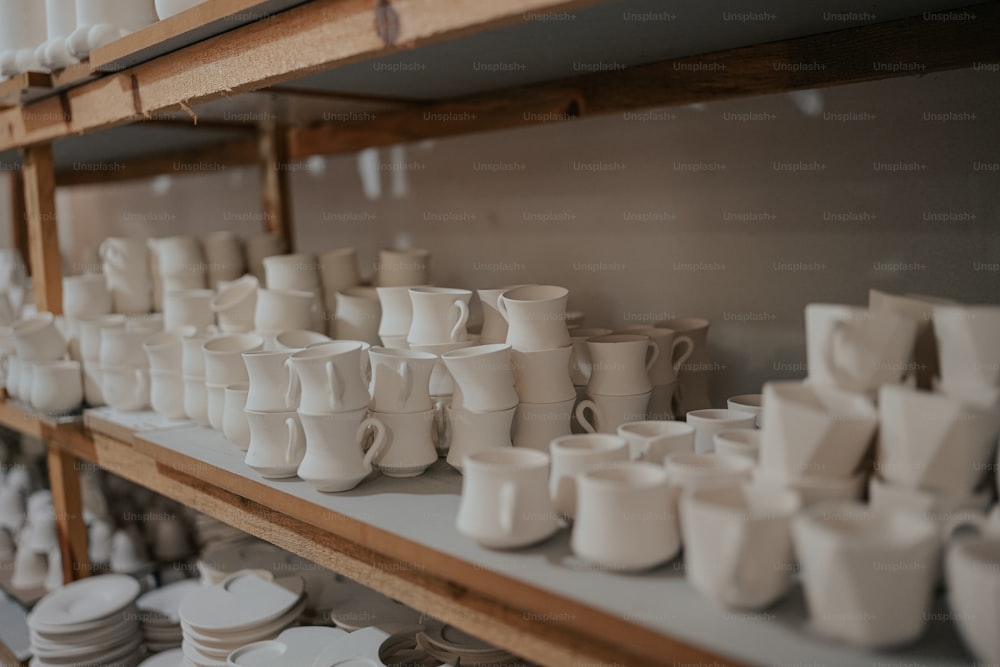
left=183, top=376, right=209, bottom=426
left=105, top=273, right=153, bottom=315
left=244, top=233, right=286, bottom=283
left=498, top=285, right=571, bottom=352
left=568, top=328, right=614, bottom=386
left=792, top=502, right=940, bottom=647
left=617, top=325, right=694, bottom=386
left=445, top=406, right=515, bottom=471
left=333, top=287, right=381, bottom=345
left=407, top=287, right=471, bottom=346
left=376, top=285, right=425, bottom=339
left=206, top=383, right=225, bottom=431
left=477, top=286, right=526, bottom=345
left=13, top=313, right=66, bottom=362
left=933, top=305, right=1000, bottom=407
left=510, top=345, right=576, bottom=404
left=367, top=409, right=438, bottom=478
left=82, top=361, right=103, bottom=406
left=272, top=329, right=332, bottom=353
left=759, top=380, right=878, bottom=479
left=99, top=237, right=150, bottom=275
left=571, top=462, right=680, bottom=570
left=548, top=434, right=629, bottom=518
left=456, top=448, right=558, bottom=549
left=30, top=361, right=83, bottom=414
left=575, top=392, right=650, bottom=434
left=202, top=333, right=263, bottom=387
left=181, top=330, right=212, bottom=377
left=727, top=393, right=763, bottom=428
left=287, top=341, right=369, bottom=413
left=685, top=408, right=756, bottom=455
left=511, top=398, right=575, bottom=452
left=211, top=277, right=258, bottom=334
left=142, top=327, right=193, bottom=372
left=441, top=344, right=518, bottom=413
left=298, top=408, right=387, bottom=491
left=97, top=326, right=149, bottom=368
left=263, top=253, right=320, bottom=291
left=877, top=384, right=999, bottom=494
left=805, top=303, right=919, bottom=395
left=243, top=350, right=296, bottom=412
left=368, top=347, right=436, bottom=413
left=149, top=369, right=184, bottom=420
left=244, top=410, right=305, bottom=479
left=654, top=317, right=712, bottom=416
left=62, top=274, right=111, bottom=320
left=318, top=247, right=361, bottom=293
left=221, top=383, right=250, bottom=450
left=712, top=428, right=761, bottom=462
left=616, top=420, right=695, bottom=463
left=946, top=511, right=1000, bottom=666
left=586, top=334, right=659, bottom=397
left=376, top=248, right=430, bottom=287
left=255, top=288, right=315, bottom=334
left=101, top=365, right=149, bottom=411
left=682, top=483, right=801, bottom=610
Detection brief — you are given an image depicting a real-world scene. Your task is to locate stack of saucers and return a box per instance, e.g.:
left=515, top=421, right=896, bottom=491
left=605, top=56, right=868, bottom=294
left=178, top=570, right=305, bottom=667
left=27, top=574, right=142, bottom=667
left=136, top=578, right=199, bottom=652
left=417, top=621, right=518, bottom=665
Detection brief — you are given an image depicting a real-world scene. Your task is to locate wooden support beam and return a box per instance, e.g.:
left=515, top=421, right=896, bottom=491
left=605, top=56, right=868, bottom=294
left=46, top=446, right=90, bottom=583
left=288, top=2, right=1000, bottom=159
left=20, top=144, right=62, bottom=313
left=258, top=121, right=293, bottom=247
left=7, top=170, right=29, bottom=277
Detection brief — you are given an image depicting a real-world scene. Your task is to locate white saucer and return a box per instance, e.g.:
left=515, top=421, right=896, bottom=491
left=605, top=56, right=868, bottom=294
left=322, top=578, right=422, bottom=631
left=137, top=578, right=200, bottom=624
left=29, top=575, right=140, bottom=629
left=179, top=571, right=303, bottom=633
left=138, top=648, right=184, bottom=667
left=228, top=626, right=350, bottom=666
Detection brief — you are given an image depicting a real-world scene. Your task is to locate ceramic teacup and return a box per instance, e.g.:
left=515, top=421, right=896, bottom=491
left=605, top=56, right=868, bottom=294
left=183, top=376, right=209, bottom=426
left=77, top=314, right=125, bottom=363
left=375, top=248, right=430, bottom=287
left=727, top=394, right=763, bottom=427
left=333, top=287, right=381, bottom=345
left=511, top=398, right=575, bottom=452
left=287, top=341, right=370, bottom=414
left=792, top=502, right=940, bottom=647
left=245, top=409, right=306, bottom=479
left=62, top=274, right=112, bottom=320
left=576, top=392, right=650, bottom=434
left=375, top=285, right=424, bottom=339
left=456, top=448, right=558, bottom=549
left=617, top=420, right=695, bottom=463
left=370, top=409, right=439, bottom=478
left=712, top=429, right=761, bottom=462
left=273, top=329, right=331, bottom=353
left=498, top=285, right=571, bottom=352
left=877, top=384, right=1000, bottom=494
left=13, top=312, right=66, bottom=362
left=255, top=288, right=316, bottom=334
left=933, top=305, right=1000, bottom=407
left=30, top=360, right=83, bottom=414
left=298, top=408, right=387, bottom=491
left=222, top=383, right=250, bottom=450
left=181, top=330, right=212, bottom=377
left=211, top=276, right=258, bottom=333
left=243, top=350, right=297, bottom=412
left=368, top=347, right=436, bottom=414
left=407, top=287, right=471, bottom=346
left=101, top=366, right=149, bottom=412
left=686, top=409, right=756, bottom=455
left=585, top=334, right=658, bottom=397
left=202, top=333, right=264, bottom=387
left=759, top=381, right=878, bottom=479
left=548, top=434, right=629, bottom=518
left=442, top=344, right=518, bottom=413
left=654, top=317, right=712, bottom=416
left=510, top=345, right=576, bottom=404
left=445, top=406, right=515, bottom=471
left=149, top=370, right=185, bottom=420
left=568, top=328, right=614, bottom=386
left=571, top=462, right=680, bottom=570
left=682, top=483, right=801, bottom=610
left=477, top=286, right=526, bottom=344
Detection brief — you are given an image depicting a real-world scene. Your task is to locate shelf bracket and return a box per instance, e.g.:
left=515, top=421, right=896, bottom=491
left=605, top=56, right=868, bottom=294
left=20, top=144, right=62, bottom=314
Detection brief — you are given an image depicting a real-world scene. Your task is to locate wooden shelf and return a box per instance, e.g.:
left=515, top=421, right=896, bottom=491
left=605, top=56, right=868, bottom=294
left=0, top=401, right=978, bottom=667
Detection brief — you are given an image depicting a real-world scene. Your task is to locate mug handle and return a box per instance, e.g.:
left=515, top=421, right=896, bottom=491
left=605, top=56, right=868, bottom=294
left=575, top=399, right=599, bottom=434
left=397, top=361, right=413, bottom=411
left=671, top=335, right=694, bottom=372
left=497, top=295, right=510, bottom=323
left=434, top=399, right=449, bottom=451
left=644, top=340, right=660, bottom=372
left=360, top=417, right=387, bottom=468
left=555, top=475, right=577, bottom=518
left=943, top=507, right=1000, bottom=541
left=284, top=359, right=300, bottom=409
left=449, top=300, right=469, bottom=342
left=498, top=481, right=517, bottom=535
left=326, top=361, right=344, bottom=411
left=284, top=417, right=302, bottom=463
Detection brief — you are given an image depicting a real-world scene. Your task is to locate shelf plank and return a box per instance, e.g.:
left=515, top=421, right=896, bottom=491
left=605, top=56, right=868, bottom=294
left=0, top=73, right=52, bottom=110
left=83, top=407, right=193, bottom=444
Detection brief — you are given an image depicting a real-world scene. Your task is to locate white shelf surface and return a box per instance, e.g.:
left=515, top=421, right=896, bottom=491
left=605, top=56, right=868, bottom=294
left=136, top=421, right=974, bottom=667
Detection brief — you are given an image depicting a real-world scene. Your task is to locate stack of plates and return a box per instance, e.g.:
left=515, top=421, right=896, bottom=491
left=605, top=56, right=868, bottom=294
left=137, top=648, right=184, bottom=667
left=417, top=622, right=519, bottom=665
left=196, top=541, right=301, bottom=585
left=178, top=570, right=305, bottom=667
left=320, top=575, right=423, bottom=631
left=27, top=574, right=142, bottom=667
left=136, top=578, right=200, bottom=652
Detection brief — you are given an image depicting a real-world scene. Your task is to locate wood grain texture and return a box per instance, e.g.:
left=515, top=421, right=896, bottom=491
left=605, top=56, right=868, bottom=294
left=0, top=72, right=51, bottom=109
left=258, top=121, right=293, bottom=242
left=6, top=172, right=29, bottom=277
left=20, top=145, right=62, bottom=314
left=46, top=446, right=90, bottom=583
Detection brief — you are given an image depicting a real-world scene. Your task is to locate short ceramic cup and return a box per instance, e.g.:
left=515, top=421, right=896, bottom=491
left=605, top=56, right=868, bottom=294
left=681, top=483, right=801, bottom=610
left=183, top=376, right=209, bottom=426
left=575, top=392, right=651, bottom=434
left=510, top=346, right=576, bottom=404
left=368, top=347, right=436, bottom=414
left=244, top=410, right=306, bottom=479
left=370, top=409, right=439, bottom=478
left=548, top=434, right=629, bottom=518
left=616, top=421, right=695, bottom=463
left=571, top=462, right=680, bottom=571
left=685, top=409, right=756, bottom=455
left=30, top=360, right=83, bottom=414
left=792, top=502, right=940, bottom=648
left=445, top=406, right=515, bottom=472
left=511, top=398, right=575, bottom=452
left=13, top=312, right=66, bottom=362
left=101, top=366, right=149, bottom=412
left=456, top=448, right=559, bottom=549
left=298, top=408, right=387, bottom=492
left=727, top=394, right=763, bottom=427
left=202, top=333, right=264, bottom=387
left=222, top=383, right=250, bottom=451
left=442, top=344, right=518, bottom=413
left=149, top=370, right=185, bottom=420
left=712, top=429, right=761, bottom=462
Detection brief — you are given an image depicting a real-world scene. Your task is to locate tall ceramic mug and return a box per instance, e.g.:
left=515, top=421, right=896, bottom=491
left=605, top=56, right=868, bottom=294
left=569, top=328, right=614, bottom=386
left=407, top=287, right=471, bottom=346
left=499, top=285, right=571, bottom=352
left=654, top=317, right=711, bottom=416
left=376, top=285, right=424, bottom=340
left=243, top=350, right=297, bottom=412
left=441, top=344, right=518, bottom=413
left=618, top=325, right=694, bottom=386
left=586, top=334, right=658, bottom=396
left=287, top=341, right=369, bottom=414
left=62, top=275, right=112, bottom=320
left=548, top=434, right=629, bottom=518
left=477, top=286, right=525, bottom=345
left=13, top=313, right=66, bottom=362
left=369, top=347, right=436, bottom=413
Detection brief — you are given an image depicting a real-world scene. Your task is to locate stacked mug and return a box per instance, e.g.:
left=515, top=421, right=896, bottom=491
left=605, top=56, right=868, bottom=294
left=180, top=330, right=213, bottom=426
left=318, top=247, right=362, bottom=335
left=654, top=317, right=713, bottom=417
left=148, top=236, right=206, bottom=313
left=263, top=254, right=325, bottom=334
left=237, top=345, right=301, bottom=456
left=76, top=314, right=125, bottom=406
left=142, top=328, right=192, bottom=420
left=210, top=275, right=258, bottom=334
left=61, top=272, right=112, bottom=387
left=98, top=321, right=152, bottom=411
left=576, top=333, right=656, bottom=435
left=100, top=238, right=152, bottom=315
left=442, top=344, right=518, bottom=470
left=10, top=312, right=82, bottom=415
left=618, top=325, right=693, bottom=420
left=376, top=285, right=422, bottom=349
left=202, top=334, right=263, bottom=432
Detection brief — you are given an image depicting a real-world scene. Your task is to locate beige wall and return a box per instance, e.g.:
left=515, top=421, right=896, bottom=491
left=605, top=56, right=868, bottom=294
left=2, top=68, right=998, bottom=405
